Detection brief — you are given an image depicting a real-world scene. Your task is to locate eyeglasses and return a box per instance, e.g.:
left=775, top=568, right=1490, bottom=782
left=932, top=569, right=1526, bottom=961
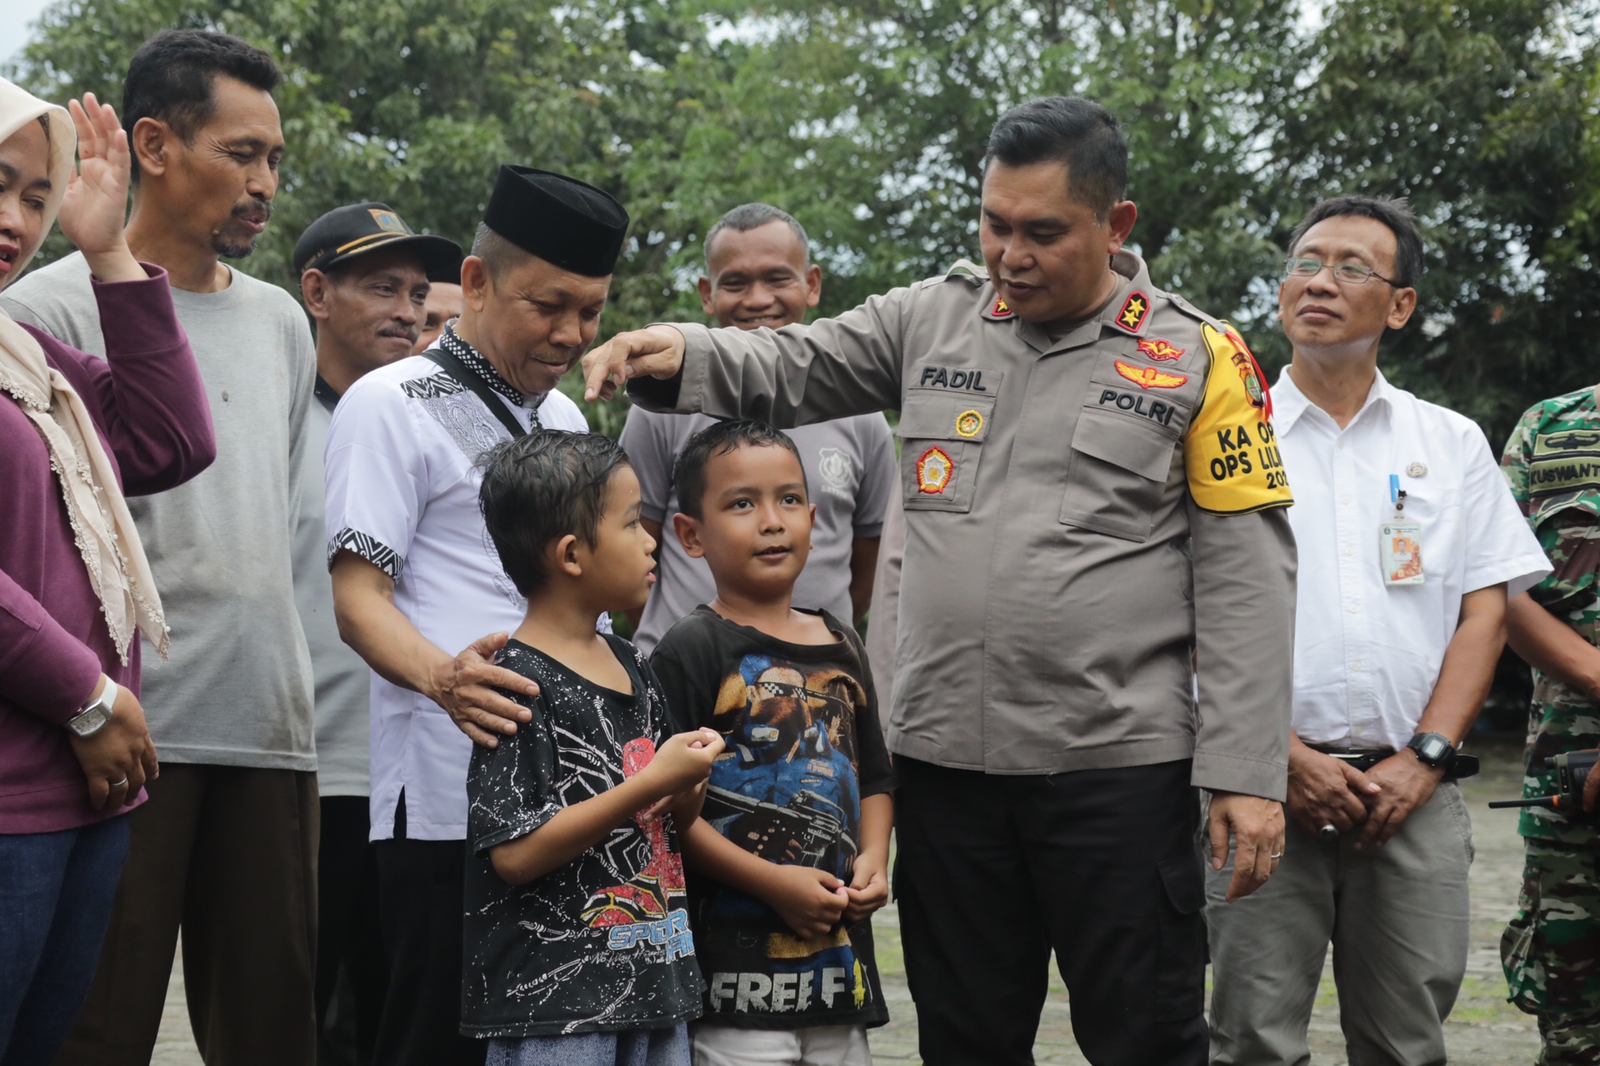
left=1284, top=257, right=1399, bottom=286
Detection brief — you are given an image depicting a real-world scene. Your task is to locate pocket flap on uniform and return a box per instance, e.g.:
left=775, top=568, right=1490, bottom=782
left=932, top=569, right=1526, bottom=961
left=1072, top=407, right=1178, bottom=482
left=1158, top=854, right=1205, bottom=915
left=897, top=388, right=999, bottom=443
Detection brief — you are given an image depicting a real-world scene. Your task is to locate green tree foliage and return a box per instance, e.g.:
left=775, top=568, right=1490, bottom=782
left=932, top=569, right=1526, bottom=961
left=9, top=0, right=1598, bottom=445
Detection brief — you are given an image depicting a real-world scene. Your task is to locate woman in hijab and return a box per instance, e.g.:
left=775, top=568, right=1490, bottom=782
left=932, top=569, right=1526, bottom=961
left=0, top=80, right=215, bottom=1064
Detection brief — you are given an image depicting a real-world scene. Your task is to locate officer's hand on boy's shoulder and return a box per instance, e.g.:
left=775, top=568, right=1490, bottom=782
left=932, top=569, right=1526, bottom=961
left=766, top=865, right=851, bottom=940
left=432, top=632, right=538, bottom=749
left=843, top=854, right=889, bottom=925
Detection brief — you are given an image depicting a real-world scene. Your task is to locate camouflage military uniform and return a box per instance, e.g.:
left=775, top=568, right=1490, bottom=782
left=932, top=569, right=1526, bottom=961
left=1500, top=385, right=1600, bottom=1065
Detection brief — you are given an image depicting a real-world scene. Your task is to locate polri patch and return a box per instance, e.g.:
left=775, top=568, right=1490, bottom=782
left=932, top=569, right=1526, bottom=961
left=1137, top=338, right=1185, bottom=361
left=955, top=409, right=984, bottom=438
left=1114, top=359, right=1187, bottom=390
left=1115, top=291, right=1150, bottom=333
left=1183, top=323, right=1293, bottom=516
left=916, top=446, right=954, bottom=494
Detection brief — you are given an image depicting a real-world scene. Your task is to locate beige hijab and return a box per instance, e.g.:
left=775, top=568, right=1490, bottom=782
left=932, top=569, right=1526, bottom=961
left=0, top=78, right=167, bottom=663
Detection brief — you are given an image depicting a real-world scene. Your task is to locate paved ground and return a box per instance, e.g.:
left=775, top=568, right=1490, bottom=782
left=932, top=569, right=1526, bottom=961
left=153, top=739, right=1540, bottom=1065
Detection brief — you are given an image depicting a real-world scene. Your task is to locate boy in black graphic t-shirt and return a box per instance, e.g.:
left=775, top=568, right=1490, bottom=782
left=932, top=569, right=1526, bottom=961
left=464, top=431, right=723, bottom=1065
left=649, top=420, right=895, bottom=1066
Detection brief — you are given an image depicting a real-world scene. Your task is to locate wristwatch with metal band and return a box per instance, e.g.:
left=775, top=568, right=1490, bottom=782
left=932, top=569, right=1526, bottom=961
left=66, top=678, right=116, bottom=737
left=1406, top=731, right=1455, bottom=770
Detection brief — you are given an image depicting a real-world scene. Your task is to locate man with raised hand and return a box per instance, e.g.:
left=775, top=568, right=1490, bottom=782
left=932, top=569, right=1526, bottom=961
left=582, top=96, right=1295, bottom=1066
left=324, top=166, right=626, bottom=1066
left=4, top=30, right=322, bottom=1065
left=619, top=203, right=896, bottom=654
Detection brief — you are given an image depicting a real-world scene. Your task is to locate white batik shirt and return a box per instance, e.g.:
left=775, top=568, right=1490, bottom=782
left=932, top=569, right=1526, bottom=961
left=324, top=351, right=591, bottom=841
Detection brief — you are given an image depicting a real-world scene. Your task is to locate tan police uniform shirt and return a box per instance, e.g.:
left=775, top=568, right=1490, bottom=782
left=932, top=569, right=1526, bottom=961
left=629, top=251, right=1297, bottom=799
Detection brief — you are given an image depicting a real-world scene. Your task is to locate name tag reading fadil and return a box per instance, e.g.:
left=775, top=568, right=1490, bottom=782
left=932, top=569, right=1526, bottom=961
left=1380, top=519, right=1425, bottom=585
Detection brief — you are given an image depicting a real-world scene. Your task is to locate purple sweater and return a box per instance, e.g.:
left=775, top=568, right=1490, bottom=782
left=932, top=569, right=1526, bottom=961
left=0, top=266, right=215, bottom=834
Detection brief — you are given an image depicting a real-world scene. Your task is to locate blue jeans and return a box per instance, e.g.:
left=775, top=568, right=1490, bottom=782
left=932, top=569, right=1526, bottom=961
left=0, top=816, right=131, bottom=1066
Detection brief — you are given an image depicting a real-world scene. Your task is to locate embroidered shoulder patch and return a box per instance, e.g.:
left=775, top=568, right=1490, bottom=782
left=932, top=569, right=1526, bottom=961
left=1183, top=323, right=1293, bottom=516
left=1136, top=338, right=1185, bottom=361
left=1114, top=360, right=1187, bottom=390
left=1114, top=291, right=1150, bottom=333
left=916, top=446, right=954, bottom=494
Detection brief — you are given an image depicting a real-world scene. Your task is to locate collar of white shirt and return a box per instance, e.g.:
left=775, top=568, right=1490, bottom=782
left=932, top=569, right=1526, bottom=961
left=1272, top=362, right=1396, bottom=436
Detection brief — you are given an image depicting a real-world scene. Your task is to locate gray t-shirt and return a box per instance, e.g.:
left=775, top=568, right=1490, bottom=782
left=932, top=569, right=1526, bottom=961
left=3, top=254, right=317, bottom=769
left=294, top=380, right=370, bottom=795
left=619, top=408, right=896, bottom=654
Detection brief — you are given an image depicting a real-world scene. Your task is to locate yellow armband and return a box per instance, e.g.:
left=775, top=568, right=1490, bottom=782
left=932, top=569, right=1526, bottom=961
left=1184, top=323, right=1293, bottom=515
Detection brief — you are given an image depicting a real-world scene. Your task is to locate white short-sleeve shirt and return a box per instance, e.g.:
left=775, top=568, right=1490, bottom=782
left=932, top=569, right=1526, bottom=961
left=323, top=354, right=590, bottom=841
left=1273, top=366, right=1550, bottom=751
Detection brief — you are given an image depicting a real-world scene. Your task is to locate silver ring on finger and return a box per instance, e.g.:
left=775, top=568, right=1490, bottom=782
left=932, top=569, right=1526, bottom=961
left=1269, top=852, right=1284, bottom=860
left=109, top=776, right=129, bottom=788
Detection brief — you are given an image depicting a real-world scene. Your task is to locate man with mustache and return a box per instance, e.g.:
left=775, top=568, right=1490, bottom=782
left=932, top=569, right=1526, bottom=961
left=1, top=29, right=323, bottom=1066
left=292, top=202, right=461, bottom=1064
left=582, top=95, right=1294, bottom=1066
left=323, top=166, right=628, bottom=1066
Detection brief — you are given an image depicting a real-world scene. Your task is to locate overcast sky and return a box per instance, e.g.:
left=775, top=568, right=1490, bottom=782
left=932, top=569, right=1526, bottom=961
left=2, top=0, right=55, bottom=69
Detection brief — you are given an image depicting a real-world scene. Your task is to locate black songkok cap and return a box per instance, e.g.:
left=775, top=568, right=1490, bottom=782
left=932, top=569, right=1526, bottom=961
left=482, top=165, right=629, bottom=278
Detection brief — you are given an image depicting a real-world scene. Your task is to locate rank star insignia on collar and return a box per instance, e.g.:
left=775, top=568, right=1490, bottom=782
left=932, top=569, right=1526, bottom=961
left=1114, top=359, right=1187, bottom=389
left=1136, top=338, right=1184, bottom=361
left=916, top=446, right=954, bottom=494
left=1115, top=291, right=1150, bottom=332
left=991, top=295, right=1013, bottom=318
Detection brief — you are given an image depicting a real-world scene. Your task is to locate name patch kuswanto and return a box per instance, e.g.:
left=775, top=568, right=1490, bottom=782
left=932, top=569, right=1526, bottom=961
left=605, top=911, right=696, bottom=962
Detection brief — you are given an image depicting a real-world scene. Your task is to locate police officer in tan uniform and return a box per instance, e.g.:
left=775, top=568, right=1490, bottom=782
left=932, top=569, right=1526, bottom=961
left=583, top=98, right=1295, bottom=1066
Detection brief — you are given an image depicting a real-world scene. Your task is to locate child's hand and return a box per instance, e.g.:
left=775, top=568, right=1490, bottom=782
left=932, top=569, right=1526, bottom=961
left=843, top=852, right=889, bottom=925
left=645, top=778, right=707, bottom=823
left=765, top=865, right=850, bottom=940
left=639, top=729, right=723, bottom=801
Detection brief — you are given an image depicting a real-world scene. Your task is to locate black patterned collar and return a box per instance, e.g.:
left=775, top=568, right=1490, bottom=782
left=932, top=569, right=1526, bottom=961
left=439, top=325, right=525, bottom=408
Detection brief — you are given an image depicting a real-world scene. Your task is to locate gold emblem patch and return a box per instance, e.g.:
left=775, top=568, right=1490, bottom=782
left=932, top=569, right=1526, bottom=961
left=368, top=208, right=408, bottom=234
left=1114, top=359, right=1187, bottom=390
left=916, top=446, right=954, bottom=494
left=955, top=409, right=984, bottom=438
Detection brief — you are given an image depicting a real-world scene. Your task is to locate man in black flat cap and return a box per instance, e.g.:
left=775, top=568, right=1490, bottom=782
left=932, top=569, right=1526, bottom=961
left=291, top=202, right=462, bottom=1064
left=322, top=169, right=628, bottom=1066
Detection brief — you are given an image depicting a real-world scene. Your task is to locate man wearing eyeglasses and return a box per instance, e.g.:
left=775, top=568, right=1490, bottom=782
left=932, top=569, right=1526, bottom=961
left=1204, top=195, right=1550, bottom=1065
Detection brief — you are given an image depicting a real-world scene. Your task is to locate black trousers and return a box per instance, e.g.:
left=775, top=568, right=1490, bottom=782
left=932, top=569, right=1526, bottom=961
left=894, top=756, right=1209, bottom=1066
left=315, top=795, right=386, bottom=1066
left=371, top=795, right=485, bottom=1066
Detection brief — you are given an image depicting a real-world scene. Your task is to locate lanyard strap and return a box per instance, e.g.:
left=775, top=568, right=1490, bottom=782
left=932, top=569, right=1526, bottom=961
left=421, top=346, right=528, bottom=440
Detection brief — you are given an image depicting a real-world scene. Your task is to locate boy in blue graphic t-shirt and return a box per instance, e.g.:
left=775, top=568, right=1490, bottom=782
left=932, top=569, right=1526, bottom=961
left=649, top=420, right=896, bottom=1066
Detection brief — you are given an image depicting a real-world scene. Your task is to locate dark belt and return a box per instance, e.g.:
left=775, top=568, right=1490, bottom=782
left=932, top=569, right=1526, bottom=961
left=1307, top=743, right=1480, bottom=780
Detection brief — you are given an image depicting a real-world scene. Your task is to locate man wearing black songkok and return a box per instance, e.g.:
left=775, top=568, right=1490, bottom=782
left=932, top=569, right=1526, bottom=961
left=323, top=166, right=628, bottom=1066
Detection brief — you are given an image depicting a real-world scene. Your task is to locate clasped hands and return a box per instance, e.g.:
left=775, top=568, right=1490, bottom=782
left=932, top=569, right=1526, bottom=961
left=1285, top=737, right=1444, bottom=850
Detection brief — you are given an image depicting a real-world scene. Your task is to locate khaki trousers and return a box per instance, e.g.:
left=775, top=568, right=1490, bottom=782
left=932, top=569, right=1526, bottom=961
left=53, top=764, right=319, bottom=1066
left=1204, top=783, right=1474, bottom=1066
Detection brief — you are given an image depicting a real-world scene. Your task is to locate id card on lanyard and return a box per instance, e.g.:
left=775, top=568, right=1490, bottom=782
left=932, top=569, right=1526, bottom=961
left=1380, top=473, right=1424, bottom=585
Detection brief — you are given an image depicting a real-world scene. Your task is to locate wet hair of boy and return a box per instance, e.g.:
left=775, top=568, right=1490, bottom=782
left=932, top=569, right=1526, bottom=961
left=478, top=430, right=631, bottom=596
left=671, top=419, right=808, bottom=521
